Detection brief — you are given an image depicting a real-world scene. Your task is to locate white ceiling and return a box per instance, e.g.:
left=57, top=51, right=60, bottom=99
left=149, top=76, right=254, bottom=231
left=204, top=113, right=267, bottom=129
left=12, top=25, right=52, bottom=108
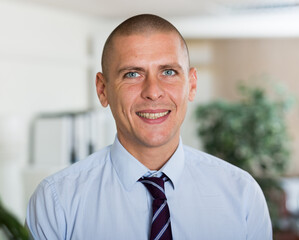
left=8, top=0, right=299, bottom=37
left=13, top=0, right=299, bottom=19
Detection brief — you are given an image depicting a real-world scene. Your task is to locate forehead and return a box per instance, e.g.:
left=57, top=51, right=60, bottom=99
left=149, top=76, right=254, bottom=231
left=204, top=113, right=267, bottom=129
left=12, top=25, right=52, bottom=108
left=110, top=32, right=188, bottom=67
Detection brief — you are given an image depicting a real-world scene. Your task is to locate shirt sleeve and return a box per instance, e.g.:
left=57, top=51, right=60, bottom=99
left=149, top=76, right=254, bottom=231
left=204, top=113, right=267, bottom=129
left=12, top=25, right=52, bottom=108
left=26, top=179, right=66, bottom=240
left=246, top=179, right=273, bottom=240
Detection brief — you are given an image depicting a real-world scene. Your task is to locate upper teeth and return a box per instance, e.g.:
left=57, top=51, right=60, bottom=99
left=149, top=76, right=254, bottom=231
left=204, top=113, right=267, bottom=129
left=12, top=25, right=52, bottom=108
left=137, top=111, right=169, bottom=119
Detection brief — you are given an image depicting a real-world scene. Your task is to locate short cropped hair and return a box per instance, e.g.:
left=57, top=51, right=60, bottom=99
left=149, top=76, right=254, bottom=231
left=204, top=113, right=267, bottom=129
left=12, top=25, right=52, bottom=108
left=101, top=14, right=189, bottom=79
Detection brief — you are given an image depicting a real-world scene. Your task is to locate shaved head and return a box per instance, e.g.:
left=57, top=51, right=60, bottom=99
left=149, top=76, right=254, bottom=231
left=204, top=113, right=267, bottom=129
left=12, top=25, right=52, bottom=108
left=101, top=14, right=189, bottom=79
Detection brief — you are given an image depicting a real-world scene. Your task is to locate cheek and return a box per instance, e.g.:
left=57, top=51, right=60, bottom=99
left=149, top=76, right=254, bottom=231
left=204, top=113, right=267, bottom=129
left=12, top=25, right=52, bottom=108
left=167, top=83, right=189, bottom=106
left=114, top=86, right=139, bottom=114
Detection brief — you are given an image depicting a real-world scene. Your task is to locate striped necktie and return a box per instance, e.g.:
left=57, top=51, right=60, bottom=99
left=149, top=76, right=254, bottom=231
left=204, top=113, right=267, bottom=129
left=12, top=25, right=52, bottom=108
left=139, top=174, right=173, bottom=240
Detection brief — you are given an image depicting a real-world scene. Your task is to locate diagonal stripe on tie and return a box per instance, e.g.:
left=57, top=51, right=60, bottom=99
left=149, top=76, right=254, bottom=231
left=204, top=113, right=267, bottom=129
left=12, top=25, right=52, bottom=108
left=152, top=200, right=167, bottom=223
left=140, top=180, right=165, bottom=195
left=154, top=218, right=171, bottom=240
left=139, top=174, right=173, bottom=240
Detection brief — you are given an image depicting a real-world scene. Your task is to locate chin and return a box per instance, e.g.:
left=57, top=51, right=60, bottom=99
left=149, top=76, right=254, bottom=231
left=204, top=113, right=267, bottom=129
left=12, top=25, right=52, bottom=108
left=140, top=133, right=177, bottom=148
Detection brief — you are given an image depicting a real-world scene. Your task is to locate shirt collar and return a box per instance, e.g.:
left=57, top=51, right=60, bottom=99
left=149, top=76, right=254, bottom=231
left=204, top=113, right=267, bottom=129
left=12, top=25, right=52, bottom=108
left=110, top=136, right=185, bottom=191
left=159, top=138, right=185, bottom=189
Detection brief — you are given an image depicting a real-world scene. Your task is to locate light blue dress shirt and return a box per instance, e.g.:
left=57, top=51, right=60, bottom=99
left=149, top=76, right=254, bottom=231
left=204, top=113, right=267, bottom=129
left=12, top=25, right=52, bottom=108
left=26, top=137, right=272, bottom=240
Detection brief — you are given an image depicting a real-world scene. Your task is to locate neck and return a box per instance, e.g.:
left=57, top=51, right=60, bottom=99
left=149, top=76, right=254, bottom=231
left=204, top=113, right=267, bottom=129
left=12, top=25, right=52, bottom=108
left=118, top=136, right=179, bottom=170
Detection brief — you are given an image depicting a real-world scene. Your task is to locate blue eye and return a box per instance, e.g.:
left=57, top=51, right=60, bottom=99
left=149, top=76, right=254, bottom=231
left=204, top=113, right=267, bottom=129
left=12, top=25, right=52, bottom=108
left=162, top=69, right=175, bottom=76
left=125, top=72, right=140, bottom=78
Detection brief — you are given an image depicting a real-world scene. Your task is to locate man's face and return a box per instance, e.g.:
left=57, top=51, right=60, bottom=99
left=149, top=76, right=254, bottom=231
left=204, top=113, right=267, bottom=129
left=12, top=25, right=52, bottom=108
left=97, top=32, right=197, bottom=154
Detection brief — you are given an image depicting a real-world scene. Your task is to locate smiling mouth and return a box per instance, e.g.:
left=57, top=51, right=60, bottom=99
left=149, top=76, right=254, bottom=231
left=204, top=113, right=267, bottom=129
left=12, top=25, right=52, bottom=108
left=136, top=110, right=170, bottom=120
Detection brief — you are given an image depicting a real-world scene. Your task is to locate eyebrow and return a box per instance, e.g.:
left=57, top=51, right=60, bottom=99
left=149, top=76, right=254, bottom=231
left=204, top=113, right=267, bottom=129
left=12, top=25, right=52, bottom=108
left=158, top=63, right=184, bottom=71
left=117, top=66, right=145, bottom=75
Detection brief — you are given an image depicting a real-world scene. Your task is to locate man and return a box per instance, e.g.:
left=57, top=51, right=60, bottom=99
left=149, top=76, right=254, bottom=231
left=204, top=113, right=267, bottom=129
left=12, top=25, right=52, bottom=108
left=26, top=14, right=272, bottom=239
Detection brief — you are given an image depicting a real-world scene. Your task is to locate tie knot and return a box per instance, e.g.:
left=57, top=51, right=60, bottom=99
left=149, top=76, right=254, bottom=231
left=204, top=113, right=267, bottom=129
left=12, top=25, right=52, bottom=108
left=139, top=175, right=168, bottom=200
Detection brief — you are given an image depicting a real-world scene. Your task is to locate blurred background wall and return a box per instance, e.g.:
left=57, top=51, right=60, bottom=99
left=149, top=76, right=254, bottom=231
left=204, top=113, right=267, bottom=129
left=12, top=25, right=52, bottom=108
left=0, top=0, right=298, bottom=227
left=186, top=38, right=299, bottom=174
left=0, top=0, right=111, bottom=220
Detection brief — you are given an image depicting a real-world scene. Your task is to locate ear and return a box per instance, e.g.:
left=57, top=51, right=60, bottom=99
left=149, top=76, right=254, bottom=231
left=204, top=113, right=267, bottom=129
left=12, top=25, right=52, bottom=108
left=188, top=67, right=197, bottom=101
left=96, top=72, right=109, bottom=107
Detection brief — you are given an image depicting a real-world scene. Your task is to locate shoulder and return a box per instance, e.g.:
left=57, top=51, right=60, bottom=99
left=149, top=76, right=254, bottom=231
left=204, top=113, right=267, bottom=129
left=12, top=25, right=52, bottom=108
left=27, top=146, right=112, bottom=228
left=182, top=145, right=272, bottom=237
left=182, top=144, right=265, bottom=209
left=26, top=146, right=113, bottom=239
left=182, top=145, right=267, bottom=212
left=45, top=146, right=111, bottom=182
left=183, top=145, right=250, bottom=174
left=40, top=145, right=112, bottom=190
left=183, top=145, right=256, bottom=187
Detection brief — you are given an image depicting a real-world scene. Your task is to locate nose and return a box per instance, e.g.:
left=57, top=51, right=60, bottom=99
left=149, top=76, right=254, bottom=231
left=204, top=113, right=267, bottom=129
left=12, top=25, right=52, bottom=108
left=141, top=74, right=165, bottom=101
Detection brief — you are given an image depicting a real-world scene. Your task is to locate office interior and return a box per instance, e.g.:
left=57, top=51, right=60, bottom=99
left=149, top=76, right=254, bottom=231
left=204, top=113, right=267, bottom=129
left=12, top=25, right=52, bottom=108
left=0, top=0, right=299, bottom=238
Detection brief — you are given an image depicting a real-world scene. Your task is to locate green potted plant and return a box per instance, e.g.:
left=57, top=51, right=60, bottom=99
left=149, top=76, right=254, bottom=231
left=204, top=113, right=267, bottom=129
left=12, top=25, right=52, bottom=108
left=0, top=200, right=29, bottom=240
left=195, top=83, right=292, bottom=228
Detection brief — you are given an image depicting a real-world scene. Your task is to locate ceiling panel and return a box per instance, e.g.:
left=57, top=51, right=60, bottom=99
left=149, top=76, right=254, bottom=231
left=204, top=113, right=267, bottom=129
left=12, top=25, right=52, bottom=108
left=13, top=0, right=299, bottom=18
